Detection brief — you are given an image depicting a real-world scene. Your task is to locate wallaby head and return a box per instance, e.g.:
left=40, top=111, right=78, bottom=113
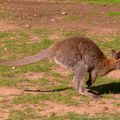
left=112, top=49, right=120, bottom=69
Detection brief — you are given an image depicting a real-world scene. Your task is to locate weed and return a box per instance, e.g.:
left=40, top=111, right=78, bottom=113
left=107, top=11, right=120, bottom=17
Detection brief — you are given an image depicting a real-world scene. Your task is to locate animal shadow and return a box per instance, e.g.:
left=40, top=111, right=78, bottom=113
left=24, top=87, right=72, bottom=93
left=24, top=82, right=120, bottom=95
left=91, top=82, right=120, bottom=95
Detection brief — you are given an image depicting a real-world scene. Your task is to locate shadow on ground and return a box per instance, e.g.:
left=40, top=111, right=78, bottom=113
left=24, top=82, right=120, bottom=95
left=91, top=82, right=120, bottom=94
left=24, top=87, right=71, bottom=93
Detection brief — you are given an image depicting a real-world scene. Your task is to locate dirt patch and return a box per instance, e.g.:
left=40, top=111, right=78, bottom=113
left=0, top=109, right=9, bottom=120
left=0, top=87, right=21, bottom=96
left=107, top=70, right=120, bottom=79
left=0, top=20, right=19, bottom=32
left=54, top=67, right=71, bottom=76
left=49, top=32, right=63, bottom=41
left=25, top=72, right=45, bottom=80
left=40, top=99, right=120, bottom=116
left=87, top=26, right=120, bottom=35
left=0, top=87, right=22, bottom=120
left=1, top=1, right=120, bottom=36
left=30, top=35, right=40, bottom=42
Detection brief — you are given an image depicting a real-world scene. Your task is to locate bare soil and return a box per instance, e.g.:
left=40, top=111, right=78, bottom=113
left=1, top=0, right=120, bottom=34
left=0, top=20, right=19, bottom=31
left=0, top=0, right=120, bottom=119
left=40, top=99, right=120, bottom=116
left=107, top=70, right=120, bottom=79
left=25, top=72, right=45, bottom=80
left=0, top=87, right=21, bottom=96
left=0, top=87, right=22, bottom=119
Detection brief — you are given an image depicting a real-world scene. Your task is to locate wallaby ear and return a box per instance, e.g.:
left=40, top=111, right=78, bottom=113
left=112, top=49, right=117, bottom=57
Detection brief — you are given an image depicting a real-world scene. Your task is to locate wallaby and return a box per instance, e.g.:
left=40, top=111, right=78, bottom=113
left=0, top=36, right=120, bottom=98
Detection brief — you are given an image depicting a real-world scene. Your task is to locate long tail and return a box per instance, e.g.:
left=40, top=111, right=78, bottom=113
left=0, top=49, right=54, bottom=66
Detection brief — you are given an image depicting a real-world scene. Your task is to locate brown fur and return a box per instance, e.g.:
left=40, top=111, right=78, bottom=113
left=1, top=36, right=120, bottom=98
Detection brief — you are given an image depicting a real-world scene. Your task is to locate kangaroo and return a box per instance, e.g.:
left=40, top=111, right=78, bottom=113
left=0, top=36, right=120, bottom=98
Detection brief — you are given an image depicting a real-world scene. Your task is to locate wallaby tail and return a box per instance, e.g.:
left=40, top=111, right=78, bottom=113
left=0, top=49, right=54, bottom=66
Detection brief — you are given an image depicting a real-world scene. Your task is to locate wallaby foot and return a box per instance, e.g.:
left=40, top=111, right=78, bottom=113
left=78, top=88, right=101, bottom=99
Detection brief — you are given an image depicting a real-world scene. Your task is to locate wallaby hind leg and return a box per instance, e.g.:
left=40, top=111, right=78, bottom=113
left=73, top=63, right=100, bottom=98
left=72, top=62, right=86, bottom=91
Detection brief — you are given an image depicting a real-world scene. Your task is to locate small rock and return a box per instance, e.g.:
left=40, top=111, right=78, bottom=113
left=22, top=16, right=25, bottom=19
left=12, top=66, right=15, bottom=69
left=61, top=11, right=67, bottom=15
left=103, top=106, right=108, bottom=110
left=10, top=37, right=14, bottom=40
left=4, top=48, right=7, bottom=51
left=25, top=24, right=30, bottom=28
left=106, top=21, right=110, bottom=24
left=18, top=18, right=22, bottom=20
left=1, top=10, right=4, bottom=12
left=51, top=19, right=55, bottom=22
left=33, top=14, right=37, bottom=17
left=113, top=21, right=117, bottom=23
left=11, top=8, right=15, bottom=10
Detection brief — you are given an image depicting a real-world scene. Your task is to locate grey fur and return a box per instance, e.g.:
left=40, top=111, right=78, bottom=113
left=1, top=36, right=120, bottom=98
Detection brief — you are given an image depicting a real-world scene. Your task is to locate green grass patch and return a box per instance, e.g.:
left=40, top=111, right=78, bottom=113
left=7, top=111, right=120, bottom=120
left=0, top=32, right=15, bottom=38
left=0, top=60, right=55, bottom=75
left=0, top=31, right=54, bottom=59
left=0, top=77, right=25, bottom=87
left=49, top=89, right=78, bottom=105
left=7, top=108, right=40, bottom=120
left=42, top=112, right=120, bottom=120
left=107, top=11, right=120, bottom=17
left=12, top=93, right=49, bottom=104
left=55, top=0, right=120, bottom=5
left=0, top=9, right=16, bottom=20
left=90, top=35, right=120, bottom=56
left=12, top=88, right=78, bottom=105
left=64, top=16, right=81, bottom=21
left=33, top=28, right=53, bottom=38
left=114, top=103, right=120, bottom=106
left=55, top=0, right=120, bottom=4
left=63, top=30, right=83, bottom=37
left=36, top=78, right=50, bottom=85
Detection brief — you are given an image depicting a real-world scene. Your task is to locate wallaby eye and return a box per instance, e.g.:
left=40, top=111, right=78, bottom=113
left=118, top=52, right=120, bottom=59
left=116, top=54, right=120, bottom=59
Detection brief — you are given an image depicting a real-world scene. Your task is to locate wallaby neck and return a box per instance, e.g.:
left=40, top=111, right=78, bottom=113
left=100, top=58, right=117, bottom=73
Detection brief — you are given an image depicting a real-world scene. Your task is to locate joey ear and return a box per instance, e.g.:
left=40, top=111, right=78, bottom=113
left=112, top=49, right=117, bottom=57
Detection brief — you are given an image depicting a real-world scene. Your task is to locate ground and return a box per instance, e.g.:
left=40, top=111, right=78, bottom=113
left=0, top=0, right=120, bottom=120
